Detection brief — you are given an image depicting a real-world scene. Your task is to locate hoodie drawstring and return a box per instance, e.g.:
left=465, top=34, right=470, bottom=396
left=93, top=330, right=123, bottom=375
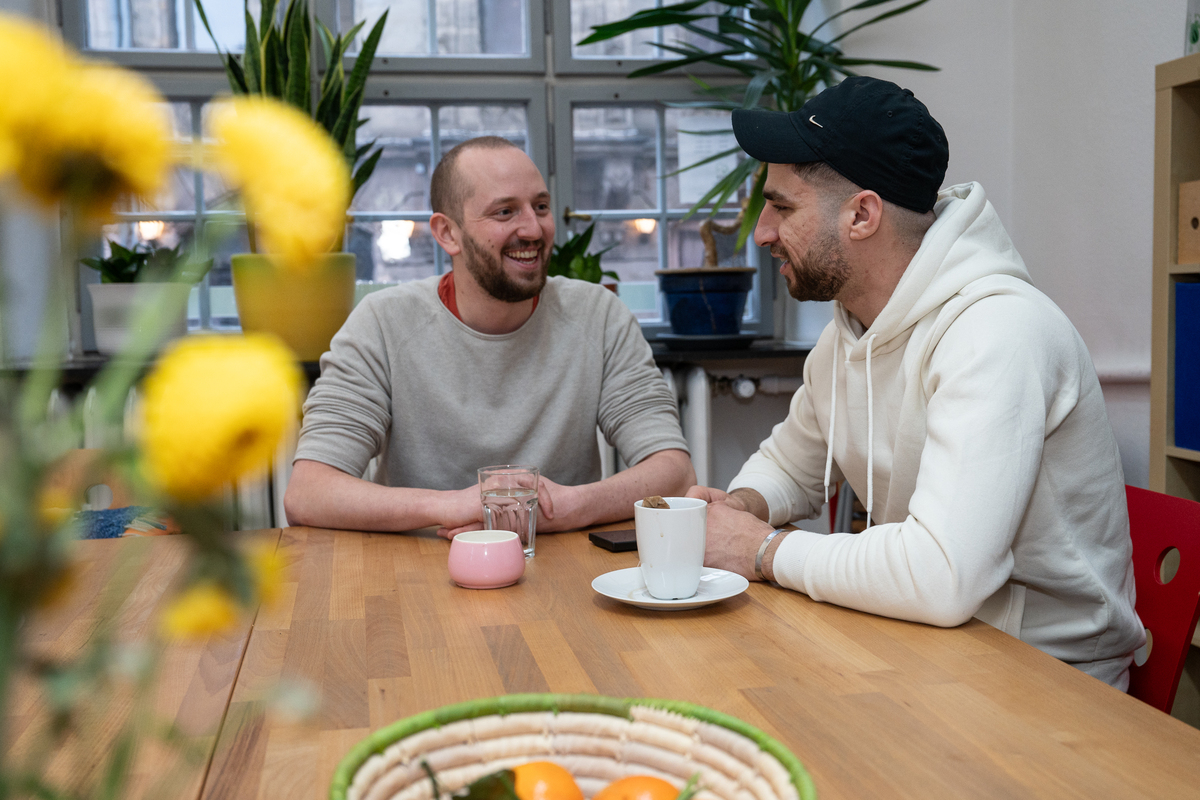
left=864, top=333, right=877, bottom=529
left=823, top=328, right=840, bottom=506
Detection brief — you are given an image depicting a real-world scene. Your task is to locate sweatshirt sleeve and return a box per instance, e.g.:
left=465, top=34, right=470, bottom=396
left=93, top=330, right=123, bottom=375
left=727, top=334, right=842, bottom=525
left=771, top=295, right=1070, bottom=627
left=294, top=296, right=397, bottom=478
left=596, top=297, right=689, bottom=466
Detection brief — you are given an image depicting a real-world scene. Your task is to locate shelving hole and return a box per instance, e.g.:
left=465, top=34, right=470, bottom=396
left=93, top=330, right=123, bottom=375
left=1191, top=217, right=1198, bottom=229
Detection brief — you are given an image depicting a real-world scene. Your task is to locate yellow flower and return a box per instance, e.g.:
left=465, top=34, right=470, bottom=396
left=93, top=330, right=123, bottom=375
left=12, top=61, right=172, bottom=222
left=161, top=583, right=239, bottom=639
left=209, top=97, right=350, bottom=271
left=0, top=14, right=74, bottom=176
left=249, top=542, right=288, bottom=606
left=139, top=334, right=301, bottom=502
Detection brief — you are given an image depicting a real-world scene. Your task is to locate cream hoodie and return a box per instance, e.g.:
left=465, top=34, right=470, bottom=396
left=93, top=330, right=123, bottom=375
left=728, top=182, right=1144, bottom=688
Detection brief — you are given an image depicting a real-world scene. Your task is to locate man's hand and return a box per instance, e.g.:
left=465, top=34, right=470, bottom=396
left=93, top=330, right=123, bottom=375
left=686, top=485, right=742, bottom=508
left=434, top=486, right=488, bottom=539
left=439, top=476, right=587, bottom=538
left=703, top=500, right=776, bottom=581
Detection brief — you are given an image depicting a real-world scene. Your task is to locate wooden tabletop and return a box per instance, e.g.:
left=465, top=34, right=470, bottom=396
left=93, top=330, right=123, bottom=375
left=9, top=531, right=279, bottom=798
left=15, top=526, right=1200, bottom=799
left=201, top=525, right=1200, bottom=800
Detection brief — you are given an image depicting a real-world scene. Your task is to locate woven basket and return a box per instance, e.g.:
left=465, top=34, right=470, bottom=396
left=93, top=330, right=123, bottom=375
left=330, top=694, right=816, bottom=800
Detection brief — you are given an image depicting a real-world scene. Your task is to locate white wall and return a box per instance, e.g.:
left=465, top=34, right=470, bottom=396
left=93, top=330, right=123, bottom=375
left=780, top=0, right=1186, bottom=490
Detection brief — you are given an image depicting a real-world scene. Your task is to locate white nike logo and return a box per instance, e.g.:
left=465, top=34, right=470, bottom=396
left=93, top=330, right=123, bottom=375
left=809, top=115, right=823, bottom=128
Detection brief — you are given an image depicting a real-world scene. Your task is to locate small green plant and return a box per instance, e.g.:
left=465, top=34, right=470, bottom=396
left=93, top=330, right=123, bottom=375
left=82, top=241, right=210, bottom=283
left=548, top=223, right=619, bottom=284
left=195, top=0, right=388, bottom=199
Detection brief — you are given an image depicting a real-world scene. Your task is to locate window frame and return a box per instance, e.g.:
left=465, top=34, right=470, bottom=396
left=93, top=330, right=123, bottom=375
left=554, top=80, right=772, bottom=338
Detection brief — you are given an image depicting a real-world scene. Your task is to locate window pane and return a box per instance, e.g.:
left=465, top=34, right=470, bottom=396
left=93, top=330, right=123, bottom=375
left=343, top=0, right=527, bottom=56
left=209, top=223, right=250, bottom=328
left=585, top=218, right=660, bottom=321
left=572, top=106, right=657, bottom=211
left=438, top=105, right=528, bottom=152
left=352, top=105, right=433, bottom=213
left=349, top=220, right=438, bottom=282
left=571, top=0, right=725, bottom=60
left=665, top=107, right=742, bottom=211
left=571, top=0, right=657, bottom=59
left=117, top=102, right=196, bottom=213
left=87, top=0, right=255, bottom=51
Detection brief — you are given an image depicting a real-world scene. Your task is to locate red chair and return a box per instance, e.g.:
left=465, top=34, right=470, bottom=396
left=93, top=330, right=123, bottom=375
left=1125, top=485, right=1200, bottom=712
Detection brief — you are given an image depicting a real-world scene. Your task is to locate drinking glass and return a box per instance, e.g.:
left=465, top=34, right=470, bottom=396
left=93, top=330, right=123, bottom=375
left=478, top=465, right=539, bottom=558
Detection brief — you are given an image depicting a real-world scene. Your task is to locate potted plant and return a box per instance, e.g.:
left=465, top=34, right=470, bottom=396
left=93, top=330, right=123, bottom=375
left=82, top=240, right=210, bottom=355
left=196, top=0, right=388, bottom=360
left=548, top=222, right=619, bottom=290
left=579, top=0, right=936, bottom=337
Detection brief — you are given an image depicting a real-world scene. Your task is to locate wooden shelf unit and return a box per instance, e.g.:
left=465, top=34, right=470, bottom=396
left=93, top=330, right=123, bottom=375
left=1152, top=52, right=1200, bottom=499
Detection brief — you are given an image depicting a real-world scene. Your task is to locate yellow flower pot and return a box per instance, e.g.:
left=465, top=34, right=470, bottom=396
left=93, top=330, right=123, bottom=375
left=231, top=253, right=356, bottom=362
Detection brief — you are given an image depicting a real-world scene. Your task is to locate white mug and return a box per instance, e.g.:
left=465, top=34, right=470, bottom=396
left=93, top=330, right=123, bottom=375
left=634, top=497, right=707, bottom=599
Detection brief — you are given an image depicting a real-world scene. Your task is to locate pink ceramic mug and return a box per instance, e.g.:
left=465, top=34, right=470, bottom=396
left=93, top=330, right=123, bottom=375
left=447, top=530, right=526, bottom=589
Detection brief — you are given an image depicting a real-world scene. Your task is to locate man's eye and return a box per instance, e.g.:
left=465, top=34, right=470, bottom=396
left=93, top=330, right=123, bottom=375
left=495, top=208, right=513, bottom=217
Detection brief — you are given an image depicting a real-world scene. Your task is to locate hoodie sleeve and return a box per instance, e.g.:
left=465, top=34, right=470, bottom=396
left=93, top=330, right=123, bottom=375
left=727, top=334, right=842, bottom=525
left=772, top=294, right=1075, bottom=627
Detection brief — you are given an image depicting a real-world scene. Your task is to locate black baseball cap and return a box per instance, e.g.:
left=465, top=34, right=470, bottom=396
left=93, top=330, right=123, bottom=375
left=731, top=76, right=948, bottom=213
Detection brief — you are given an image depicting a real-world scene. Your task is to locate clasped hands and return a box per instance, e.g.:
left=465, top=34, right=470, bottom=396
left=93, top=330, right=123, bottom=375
left=435, top=475, right=587, bottom=539
left=684, top=486, right=778, bottom=582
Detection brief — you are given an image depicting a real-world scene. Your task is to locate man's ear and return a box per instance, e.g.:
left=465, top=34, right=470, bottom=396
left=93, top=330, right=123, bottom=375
left=429, top=212, right=463, bottom=256
left=847, top=190, right=884, bottom=241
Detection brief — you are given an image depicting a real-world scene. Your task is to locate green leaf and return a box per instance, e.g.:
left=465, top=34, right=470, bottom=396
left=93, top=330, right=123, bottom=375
left=352, top=147, right=383, bottom=196
left=830, top=56, right=939, bottom=71
left=343, top=10, right=388, bottom=112
left=262, top=29, right=284, bottom=98
left=453, top=770, right=519, bottom=800
left=737, top=161, right=767, bottom=250
left=284, top=0, right=311, bottom=112
left=260, top=0, right=279, bottom=42
left=578, top=1, right=712, bottom=44
left=331, top=85, right=363, bottom=149
left=244, top=10, right=262, bottom=94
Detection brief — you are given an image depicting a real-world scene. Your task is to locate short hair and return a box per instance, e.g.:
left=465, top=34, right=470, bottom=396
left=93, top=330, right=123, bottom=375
left=430, top=136, right=523, bottom=223
left=791, top=161, right=934, bottom=249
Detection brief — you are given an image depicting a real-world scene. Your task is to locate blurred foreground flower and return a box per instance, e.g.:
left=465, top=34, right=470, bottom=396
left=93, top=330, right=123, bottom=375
left=161, top=582, right=239, bottom=639
left=140, top=334, right=301, bottom=502
left=1, top=28, right=171, bottom=223
left=0, top=14, right=74, bottom=175
left=250, top=542, right=288, bottom=606
left=210, top=97, right=350, bottom=269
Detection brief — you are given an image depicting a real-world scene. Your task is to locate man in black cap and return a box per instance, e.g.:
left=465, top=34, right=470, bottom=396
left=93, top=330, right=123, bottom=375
left=688, top=77, right=1144, bottom=689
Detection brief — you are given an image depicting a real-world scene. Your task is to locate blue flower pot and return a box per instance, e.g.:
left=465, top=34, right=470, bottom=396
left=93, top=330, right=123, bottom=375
left=656, top=267, right=756, bottom=336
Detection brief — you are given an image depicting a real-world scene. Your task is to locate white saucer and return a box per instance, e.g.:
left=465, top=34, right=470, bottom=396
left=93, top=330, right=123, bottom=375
left=591, top=567, right=749, bottom=610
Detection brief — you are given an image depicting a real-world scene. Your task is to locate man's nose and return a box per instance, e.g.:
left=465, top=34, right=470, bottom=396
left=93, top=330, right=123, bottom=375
left=754, top=215, right=777, bottom=248
left=514, top=205, right=543, bottom=238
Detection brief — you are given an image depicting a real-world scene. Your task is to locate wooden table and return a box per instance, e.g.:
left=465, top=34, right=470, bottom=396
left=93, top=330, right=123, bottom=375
left=201, top=525, right=1200, bottom=800
left=9, top=531, right=279, bottom=798
left=15, top=526, right=1200, bottom=798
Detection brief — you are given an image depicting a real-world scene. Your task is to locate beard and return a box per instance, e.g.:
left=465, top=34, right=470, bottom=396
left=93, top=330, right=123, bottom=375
left=461, top=231, right=546, bottom=303
left=778, top=225, right=850, bottom=303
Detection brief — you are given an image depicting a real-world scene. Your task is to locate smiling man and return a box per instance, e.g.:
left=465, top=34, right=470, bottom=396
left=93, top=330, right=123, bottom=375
left=688, top=77, right=1144, bottom=689
left=285, top=137, right=693, bottom=535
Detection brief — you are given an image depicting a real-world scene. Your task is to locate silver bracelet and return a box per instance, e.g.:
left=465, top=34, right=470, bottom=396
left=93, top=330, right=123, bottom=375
left=754, top=528, right=789, bottom=582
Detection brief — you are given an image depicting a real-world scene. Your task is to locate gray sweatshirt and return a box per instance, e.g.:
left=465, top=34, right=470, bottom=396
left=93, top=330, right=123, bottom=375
left=295, top=275, right=688, bottom=491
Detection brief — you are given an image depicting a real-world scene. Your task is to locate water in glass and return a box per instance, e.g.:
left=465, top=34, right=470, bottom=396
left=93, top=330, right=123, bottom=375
left=482, top=488, right=538, bottom=558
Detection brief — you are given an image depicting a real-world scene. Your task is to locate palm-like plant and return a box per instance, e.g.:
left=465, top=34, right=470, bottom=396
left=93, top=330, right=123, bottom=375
left=579, top=0, right=937, bottom=248
left=196, top=0, right=388, bottom=199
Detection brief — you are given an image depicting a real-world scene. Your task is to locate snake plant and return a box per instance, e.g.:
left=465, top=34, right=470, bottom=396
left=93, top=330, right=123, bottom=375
left=195, top=0, right=388, bottom=200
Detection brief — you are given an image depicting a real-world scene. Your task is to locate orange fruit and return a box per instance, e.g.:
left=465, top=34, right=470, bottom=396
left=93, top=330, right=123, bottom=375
left=593, top=776, right=679, bottom=800
left=512, top=761, right=584, bottom=800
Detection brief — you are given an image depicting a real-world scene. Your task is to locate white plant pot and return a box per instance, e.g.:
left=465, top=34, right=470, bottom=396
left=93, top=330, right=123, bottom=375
left=87, top=282, right=190, bottom=356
